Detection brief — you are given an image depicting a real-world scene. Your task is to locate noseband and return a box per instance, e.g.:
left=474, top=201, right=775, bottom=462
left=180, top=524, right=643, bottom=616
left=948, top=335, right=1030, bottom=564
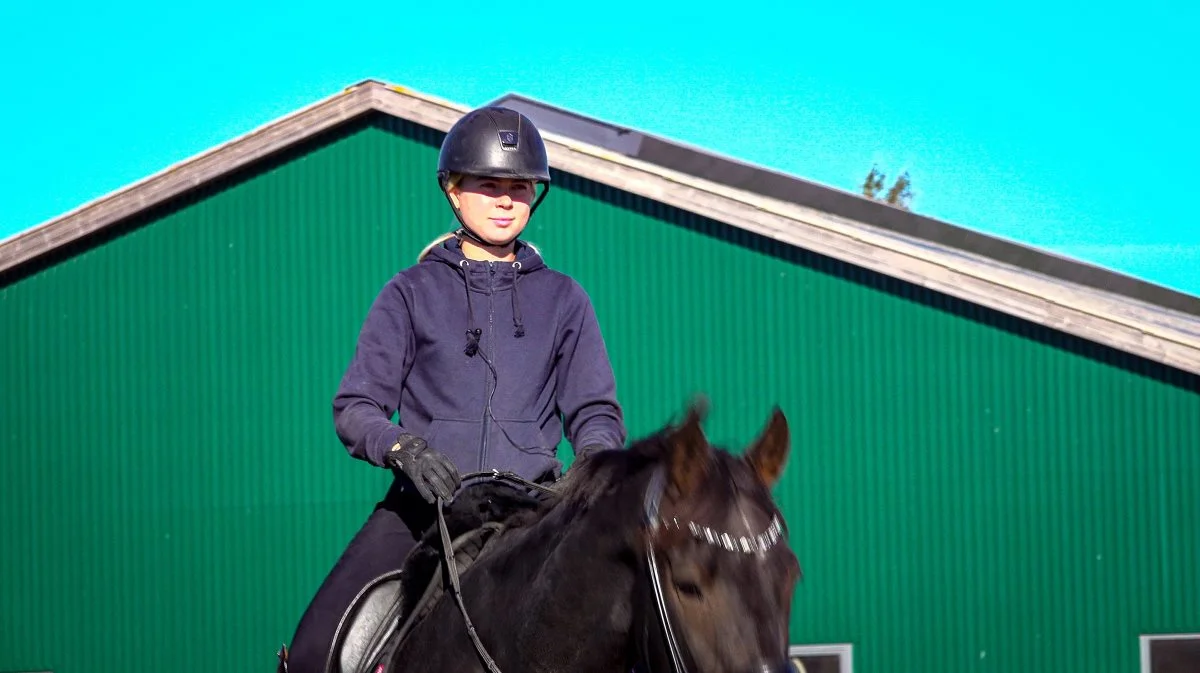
left=640, top=466, right=786, bottom=673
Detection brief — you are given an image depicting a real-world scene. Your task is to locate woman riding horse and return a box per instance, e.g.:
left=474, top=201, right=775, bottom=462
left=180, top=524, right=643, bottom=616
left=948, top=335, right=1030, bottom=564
left=282, top=105, right=627, bottom=673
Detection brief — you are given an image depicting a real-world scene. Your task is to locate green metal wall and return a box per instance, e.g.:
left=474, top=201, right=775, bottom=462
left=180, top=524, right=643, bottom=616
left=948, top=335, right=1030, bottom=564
left=2, top=112, right=1198, bottom=673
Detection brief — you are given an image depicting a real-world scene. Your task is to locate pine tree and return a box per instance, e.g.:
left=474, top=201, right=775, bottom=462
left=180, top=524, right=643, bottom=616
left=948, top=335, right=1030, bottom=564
left=862, top=165, right=885, bottom=200
left=861, top=165, right=914, bottom=210
left=884, top=171, right=913, bottom=209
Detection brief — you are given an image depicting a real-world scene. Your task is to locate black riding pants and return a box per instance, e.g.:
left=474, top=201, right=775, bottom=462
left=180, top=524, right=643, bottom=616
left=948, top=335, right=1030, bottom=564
left=286, top=479, right=434, bottom=673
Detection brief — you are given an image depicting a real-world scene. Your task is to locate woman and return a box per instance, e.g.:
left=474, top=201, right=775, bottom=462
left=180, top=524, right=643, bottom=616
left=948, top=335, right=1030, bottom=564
left=284, top=105, right=627, bottom=673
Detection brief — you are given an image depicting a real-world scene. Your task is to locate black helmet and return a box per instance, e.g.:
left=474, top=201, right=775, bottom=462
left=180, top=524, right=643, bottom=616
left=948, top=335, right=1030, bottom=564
left=436, top=106, right=552, bottom=247
left=437, top=106, right=551, bottom=185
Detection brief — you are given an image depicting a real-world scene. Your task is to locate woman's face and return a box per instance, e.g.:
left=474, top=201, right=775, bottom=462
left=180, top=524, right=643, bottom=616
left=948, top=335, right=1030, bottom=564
left=448, top=175, right=537, bottom=246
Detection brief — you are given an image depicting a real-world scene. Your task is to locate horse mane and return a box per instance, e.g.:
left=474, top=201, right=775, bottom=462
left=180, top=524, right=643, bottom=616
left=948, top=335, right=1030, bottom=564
left=555, top=419, right=780, bottom=528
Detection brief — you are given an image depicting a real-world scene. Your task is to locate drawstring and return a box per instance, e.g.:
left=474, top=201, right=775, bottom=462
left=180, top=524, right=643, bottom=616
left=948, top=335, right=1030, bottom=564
left=511, top=261, right=525, bottom=338
left=459, top=257, right=525, bottom=356
left=460, top=259, right=482, bottom=357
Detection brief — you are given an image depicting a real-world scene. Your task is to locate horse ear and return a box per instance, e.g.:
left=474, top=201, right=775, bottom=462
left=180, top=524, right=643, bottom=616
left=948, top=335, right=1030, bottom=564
left=666, top=399, right=712, bottom=499
left=744, top=406, right=790, bottom=488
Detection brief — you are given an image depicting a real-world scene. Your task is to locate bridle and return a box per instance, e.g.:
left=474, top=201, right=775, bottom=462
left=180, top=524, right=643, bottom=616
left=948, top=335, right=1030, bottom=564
left=435, top=467, right=786, bottom=673
left=640, top=466, right=786, bottom=673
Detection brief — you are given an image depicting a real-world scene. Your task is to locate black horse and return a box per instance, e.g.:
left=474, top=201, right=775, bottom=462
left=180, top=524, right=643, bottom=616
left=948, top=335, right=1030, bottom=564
left=288, top=402, right=801, bottom=673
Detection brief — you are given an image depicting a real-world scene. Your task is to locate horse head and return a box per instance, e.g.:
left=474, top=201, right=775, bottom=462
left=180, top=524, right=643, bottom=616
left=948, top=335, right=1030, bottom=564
left=633, top=400, right=801, bottom=673
left=364, top=399, right=802, bottom=673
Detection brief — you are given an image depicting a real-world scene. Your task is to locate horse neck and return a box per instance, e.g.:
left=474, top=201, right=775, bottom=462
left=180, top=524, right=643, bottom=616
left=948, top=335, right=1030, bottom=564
left=505, top=464, right=653, bottom=672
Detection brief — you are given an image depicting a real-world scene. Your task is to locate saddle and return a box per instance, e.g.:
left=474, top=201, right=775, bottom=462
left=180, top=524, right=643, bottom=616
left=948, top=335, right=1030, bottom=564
left=328, top=520, right=504, bottom=673
left=277, top=475, right=556, bottom=673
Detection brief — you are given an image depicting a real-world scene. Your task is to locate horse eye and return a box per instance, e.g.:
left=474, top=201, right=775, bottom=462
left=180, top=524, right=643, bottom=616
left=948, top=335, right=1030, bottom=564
left=674, top=581, right=703, bottom=598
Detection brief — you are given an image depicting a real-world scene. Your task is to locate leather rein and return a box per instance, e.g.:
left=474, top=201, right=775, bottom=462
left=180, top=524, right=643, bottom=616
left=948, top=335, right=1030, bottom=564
left=434, top=469, right=556, bottom=673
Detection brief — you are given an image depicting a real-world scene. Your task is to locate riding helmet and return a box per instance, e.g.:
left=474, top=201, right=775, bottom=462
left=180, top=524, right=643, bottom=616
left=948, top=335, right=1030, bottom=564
left=437, top=106, right=551, bottom=187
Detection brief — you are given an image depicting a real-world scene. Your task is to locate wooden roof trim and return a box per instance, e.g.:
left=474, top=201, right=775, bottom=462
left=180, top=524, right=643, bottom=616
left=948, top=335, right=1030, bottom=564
left=2, top=80, right=1197, bottom=375
left=0, top=82, right=382, bottom=274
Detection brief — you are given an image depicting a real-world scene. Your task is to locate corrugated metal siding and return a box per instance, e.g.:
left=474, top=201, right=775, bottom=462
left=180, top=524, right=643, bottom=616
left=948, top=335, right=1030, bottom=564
left=2, top=113, right=1198, bottom=673
left=0, top=115, right=456, bottom=673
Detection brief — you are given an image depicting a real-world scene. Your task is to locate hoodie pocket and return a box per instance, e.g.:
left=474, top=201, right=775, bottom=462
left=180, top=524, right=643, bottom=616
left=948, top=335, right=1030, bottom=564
left=486, top=419, right=560, bottom=479
left=492, top=420, right=556, bottom=455
left=424, top=418, right=559, bottom=477
left=423, top=418, right=482, bottom=472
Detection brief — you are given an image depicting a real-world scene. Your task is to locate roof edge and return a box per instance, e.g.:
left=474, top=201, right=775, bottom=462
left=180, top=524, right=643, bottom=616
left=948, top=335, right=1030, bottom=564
left=0, top=80, right=387, bottom=274
left=532, top=127, right=1200, bottom=376
left=2, top=80, right=1197, bottom=377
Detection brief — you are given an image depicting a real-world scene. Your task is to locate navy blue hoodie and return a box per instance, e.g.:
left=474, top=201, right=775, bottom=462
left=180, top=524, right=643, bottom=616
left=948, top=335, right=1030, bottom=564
left=332, top=235, right=626, bottom=484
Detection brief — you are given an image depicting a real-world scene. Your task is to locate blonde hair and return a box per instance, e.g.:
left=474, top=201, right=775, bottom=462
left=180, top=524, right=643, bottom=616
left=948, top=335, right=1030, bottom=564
left=416, top=232, right=543, bottom=262
left=417, top=231, right=458, bottom=262
left=442, top=172, right=464, bottom=192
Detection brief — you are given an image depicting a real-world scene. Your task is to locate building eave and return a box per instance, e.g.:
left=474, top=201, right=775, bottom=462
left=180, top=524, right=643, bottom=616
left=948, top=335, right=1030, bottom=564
left=2, top=79, right=1197, bottom=377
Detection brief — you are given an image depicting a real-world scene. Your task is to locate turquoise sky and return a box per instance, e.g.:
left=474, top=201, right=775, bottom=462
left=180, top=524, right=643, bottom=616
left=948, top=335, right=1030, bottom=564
left=1, top=0, right=1196, bottom=295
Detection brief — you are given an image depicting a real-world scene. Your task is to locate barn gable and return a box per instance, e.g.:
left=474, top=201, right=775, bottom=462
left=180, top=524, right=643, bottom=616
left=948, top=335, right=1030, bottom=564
left=3, top=79, right=1198, bottom=377
left=1, top=80, right=1197, bottom=673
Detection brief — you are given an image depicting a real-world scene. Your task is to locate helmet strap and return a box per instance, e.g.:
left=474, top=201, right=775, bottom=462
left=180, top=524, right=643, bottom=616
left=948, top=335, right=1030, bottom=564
left=436, top=179, right=552, bottom=252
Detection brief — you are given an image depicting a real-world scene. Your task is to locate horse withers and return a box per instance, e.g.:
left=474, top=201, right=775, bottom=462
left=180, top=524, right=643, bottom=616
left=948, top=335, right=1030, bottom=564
left=282, top=401, right=802, bottom=673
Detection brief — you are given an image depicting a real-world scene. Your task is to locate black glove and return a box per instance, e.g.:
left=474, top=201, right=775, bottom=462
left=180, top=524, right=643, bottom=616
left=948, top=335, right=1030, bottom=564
left=383, top=434, right=461, bottom=504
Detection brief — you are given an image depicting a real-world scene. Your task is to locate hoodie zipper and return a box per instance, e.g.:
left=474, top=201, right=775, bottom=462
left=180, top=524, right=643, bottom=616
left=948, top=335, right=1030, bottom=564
left=479, top=261, right=497, bottom=471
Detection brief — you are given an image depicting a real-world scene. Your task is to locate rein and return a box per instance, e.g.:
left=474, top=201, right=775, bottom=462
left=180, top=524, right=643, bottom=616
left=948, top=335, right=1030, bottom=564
left=642, top=466, right=692, bottom=673
left=434, top=469, right=555, bottom=673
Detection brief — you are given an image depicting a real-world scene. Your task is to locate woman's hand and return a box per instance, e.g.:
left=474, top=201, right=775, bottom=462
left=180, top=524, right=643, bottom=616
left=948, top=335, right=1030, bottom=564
left=384, top=434, right=462, bottom=504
